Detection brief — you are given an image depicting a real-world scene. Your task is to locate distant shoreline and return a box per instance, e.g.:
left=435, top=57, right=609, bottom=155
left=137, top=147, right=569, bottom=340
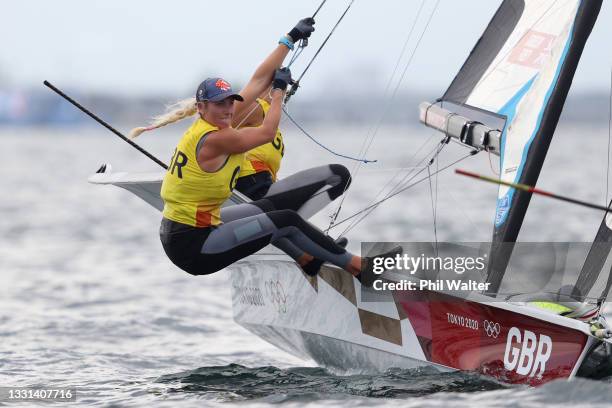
left=0, top=89, right=608, bottom=126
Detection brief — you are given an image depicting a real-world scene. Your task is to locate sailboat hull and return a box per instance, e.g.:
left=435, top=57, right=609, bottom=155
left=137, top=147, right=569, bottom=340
left=86, top=168, right=606, bottom=384
left=231, top=255, right=597, bottom=386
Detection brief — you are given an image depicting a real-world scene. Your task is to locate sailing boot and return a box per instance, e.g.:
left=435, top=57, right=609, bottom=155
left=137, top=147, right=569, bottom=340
left=357, top=246, right=403, bottom=288
left=302, top=237, right=349, bottom=276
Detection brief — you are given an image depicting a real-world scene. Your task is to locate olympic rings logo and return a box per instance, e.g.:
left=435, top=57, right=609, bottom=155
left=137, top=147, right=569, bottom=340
left=483, top=320, right=501, bottom=338
left=264, top=279, right=287, bottom=314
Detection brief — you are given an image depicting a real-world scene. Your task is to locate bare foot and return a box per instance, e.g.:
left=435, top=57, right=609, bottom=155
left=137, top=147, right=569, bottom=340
left=297, top=253, right=314, bottom=267
left=347, top=256, right=362, bottom=276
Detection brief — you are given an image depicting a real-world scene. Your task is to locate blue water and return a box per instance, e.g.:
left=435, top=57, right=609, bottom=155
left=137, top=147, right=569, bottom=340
left=1, top=123, right=611, bottom=406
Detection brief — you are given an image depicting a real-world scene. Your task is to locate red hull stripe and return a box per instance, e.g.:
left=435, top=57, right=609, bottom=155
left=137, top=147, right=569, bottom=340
left=397, top=290, right=588, bottom=386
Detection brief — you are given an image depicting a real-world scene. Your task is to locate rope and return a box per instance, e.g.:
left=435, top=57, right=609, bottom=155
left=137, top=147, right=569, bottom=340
left=282, top=106, right=376, bottom=163
left=234, top=101, right=262, bottom=129
left=287, top=45, right=305, bottom=69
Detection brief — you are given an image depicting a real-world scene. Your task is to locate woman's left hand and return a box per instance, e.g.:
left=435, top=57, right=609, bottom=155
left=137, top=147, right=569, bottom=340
left=272, top=68, right=293, bottom=91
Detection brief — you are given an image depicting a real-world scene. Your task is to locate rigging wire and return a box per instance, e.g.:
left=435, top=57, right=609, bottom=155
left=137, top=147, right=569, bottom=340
left=325, top=1, right=429, bottom=233
left=340, top=136, right=453, bottom=236
left=327, top=0, right=440, bottom=232
left=239, top=1, right=375, bottom=189
left=339, top=135, right=447, bottom=235
left=435, top=149, right=440, bottom=246
left=330, top=150, right=479, bottom=232
left=354, top=0, right=440, bottom=182
left=347, top=0, right=427, bottom=175
left=380, top=135, right=448, bottom=202
left=359, top=0, right=441, bottom=161
left=445, top=188, right=487, bottom=237
left=285, top=0, right=356, bottom=103
left=284, top=1, right=381, bottom=184
left=328, top=0, right=428, bottom=227
left=294, top=0, right=354, bottom=84
left=427, top=165, right=439, bottom=256
left=311, top=0, right=327, bottom=18
left=606, top=66, right=612, bottom=204
left=345, top=138, right=452, bottom=235
left=374, top=133, right=438, bottom=196
left=354, top=166, right=429, bottom=173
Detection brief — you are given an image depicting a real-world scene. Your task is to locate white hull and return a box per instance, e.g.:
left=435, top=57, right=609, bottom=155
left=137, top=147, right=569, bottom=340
left=231, top=253, right=447, bottom=374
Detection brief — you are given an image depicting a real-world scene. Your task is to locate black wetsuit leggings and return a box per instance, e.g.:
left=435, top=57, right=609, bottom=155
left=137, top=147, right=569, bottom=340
left=235, top=171, right=273, bottom=200
left=160, top=164, right=352, bottom=276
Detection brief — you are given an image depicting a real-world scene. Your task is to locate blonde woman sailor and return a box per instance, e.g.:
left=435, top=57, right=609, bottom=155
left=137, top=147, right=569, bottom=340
left=130, top=18, right=394, bottom=280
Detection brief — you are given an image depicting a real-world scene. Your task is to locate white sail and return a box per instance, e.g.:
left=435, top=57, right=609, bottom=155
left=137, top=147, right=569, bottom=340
left=430, top=0, right=602, bottom=292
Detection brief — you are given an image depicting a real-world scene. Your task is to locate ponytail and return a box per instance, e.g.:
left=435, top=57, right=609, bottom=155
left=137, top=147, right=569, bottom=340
left=129, top=97, right=198, bottom=139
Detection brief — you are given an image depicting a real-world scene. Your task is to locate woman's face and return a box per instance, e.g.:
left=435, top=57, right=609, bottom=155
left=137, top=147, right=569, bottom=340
left=199, top=98, right=235, bottom=129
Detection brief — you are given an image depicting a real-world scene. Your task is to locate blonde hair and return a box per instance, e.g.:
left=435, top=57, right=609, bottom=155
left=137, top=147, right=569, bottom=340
left=129, top=97, right=198, bottom=139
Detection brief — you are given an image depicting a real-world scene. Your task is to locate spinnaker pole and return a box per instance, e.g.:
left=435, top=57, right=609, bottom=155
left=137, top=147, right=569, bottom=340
left=43, top=80, right=168, bottom=170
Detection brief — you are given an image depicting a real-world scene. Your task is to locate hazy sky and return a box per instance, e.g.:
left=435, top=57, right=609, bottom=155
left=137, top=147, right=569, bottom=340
left=1, top=0, right=610, bottom=98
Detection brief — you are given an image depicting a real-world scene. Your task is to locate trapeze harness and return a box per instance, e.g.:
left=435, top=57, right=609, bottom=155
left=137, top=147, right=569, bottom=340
left=159, top=116, right=353, bottom=276
left=235, top=98, right=284, bottom=200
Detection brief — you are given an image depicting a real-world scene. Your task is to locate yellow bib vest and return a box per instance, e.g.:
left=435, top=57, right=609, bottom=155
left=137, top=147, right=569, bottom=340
left=239, top=98, right=284, bottom=181
left=161, top=118, right=243, bottom=227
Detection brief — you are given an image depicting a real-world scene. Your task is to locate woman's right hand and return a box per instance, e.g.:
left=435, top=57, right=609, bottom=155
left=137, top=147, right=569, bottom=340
left=288, top=17, right=315, bottom=42
left=233, top=18, right=312, bottom=126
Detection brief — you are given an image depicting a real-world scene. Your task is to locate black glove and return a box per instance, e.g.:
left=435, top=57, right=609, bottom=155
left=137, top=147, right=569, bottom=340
left=272, top=68, right=293, bottom=91
left=288, top=17, right=315, bottom=42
